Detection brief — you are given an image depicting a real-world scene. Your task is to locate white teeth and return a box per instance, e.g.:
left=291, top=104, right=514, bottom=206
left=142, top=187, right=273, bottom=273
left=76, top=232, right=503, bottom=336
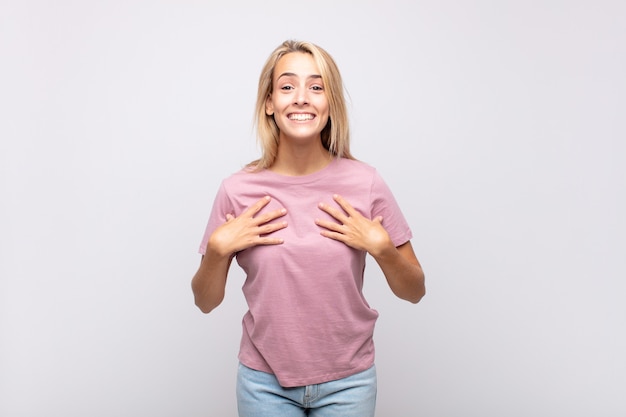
left=289, top=113, right=314, bottom=121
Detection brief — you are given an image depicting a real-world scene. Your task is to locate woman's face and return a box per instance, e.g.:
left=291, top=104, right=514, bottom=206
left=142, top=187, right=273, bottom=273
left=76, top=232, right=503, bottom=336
left=266, top=52, right=330, bottom=144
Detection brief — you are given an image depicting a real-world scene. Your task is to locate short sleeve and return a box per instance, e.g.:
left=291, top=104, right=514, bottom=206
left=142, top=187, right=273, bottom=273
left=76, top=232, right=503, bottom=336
left=370, top=170, right=413, bottom=247
left=198, top=181, right=234, bottom=255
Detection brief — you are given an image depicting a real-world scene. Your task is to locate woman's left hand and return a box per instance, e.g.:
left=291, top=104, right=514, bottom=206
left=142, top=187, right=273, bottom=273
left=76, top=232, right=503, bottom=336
left=315, top=194, right=393, bottom=256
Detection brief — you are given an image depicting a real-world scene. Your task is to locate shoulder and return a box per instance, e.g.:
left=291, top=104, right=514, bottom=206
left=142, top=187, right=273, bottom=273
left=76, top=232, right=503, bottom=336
left=221, top=166, right=268, bottom=187
left=335, top=158, right=387, bottom=189
left=335, top=157, right=378, bottom=176
left=217, top=167, right=279, bottom=200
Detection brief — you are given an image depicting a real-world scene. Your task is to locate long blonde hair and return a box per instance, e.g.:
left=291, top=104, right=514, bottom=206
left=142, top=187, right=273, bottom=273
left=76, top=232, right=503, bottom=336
left=249, top=40, right=354, bottom=170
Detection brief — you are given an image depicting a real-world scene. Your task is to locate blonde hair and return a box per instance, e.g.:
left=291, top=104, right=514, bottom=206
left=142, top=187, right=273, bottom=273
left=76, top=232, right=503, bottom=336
left=249, top=40, right=354, bottom=170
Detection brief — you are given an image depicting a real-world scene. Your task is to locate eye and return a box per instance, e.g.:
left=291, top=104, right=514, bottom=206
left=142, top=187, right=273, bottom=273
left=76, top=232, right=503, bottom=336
left=280, top=85, right=294, bottom=91
left=311, top=85, right=324, bottom=91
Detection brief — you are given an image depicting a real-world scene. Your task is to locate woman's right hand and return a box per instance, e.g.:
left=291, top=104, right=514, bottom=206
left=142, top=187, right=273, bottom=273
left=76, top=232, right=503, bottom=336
left=208, top=196, right=288, bottom=258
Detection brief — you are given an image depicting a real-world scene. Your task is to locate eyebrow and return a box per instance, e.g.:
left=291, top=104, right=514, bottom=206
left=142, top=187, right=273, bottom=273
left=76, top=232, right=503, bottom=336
left=276, top=72, right=322, bottom=81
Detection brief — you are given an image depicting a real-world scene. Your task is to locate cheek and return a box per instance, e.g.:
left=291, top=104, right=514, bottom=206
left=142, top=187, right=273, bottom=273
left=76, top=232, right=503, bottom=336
left=268, top=95, right=290, bottom=113
left=319, top=101, right=330, bottom=121
left=318, top=97, right=330, bottom=115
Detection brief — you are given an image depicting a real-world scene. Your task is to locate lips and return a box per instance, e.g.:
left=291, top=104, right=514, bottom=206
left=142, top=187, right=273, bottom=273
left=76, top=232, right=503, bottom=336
left=288, top=113, right=315, bottom=121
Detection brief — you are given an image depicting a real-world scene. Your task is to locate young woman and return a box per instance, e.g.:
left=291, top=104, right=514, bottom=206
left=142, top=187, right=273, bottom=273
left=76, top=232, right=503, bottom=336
left=192, top=40, right=425, bottom=417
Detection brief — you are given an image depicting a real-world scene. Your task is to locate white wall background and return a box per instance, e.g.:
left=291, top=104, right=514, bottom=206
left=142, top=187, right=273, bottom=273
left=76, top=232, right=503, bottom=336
left=1, top=1, right=624, bottom=416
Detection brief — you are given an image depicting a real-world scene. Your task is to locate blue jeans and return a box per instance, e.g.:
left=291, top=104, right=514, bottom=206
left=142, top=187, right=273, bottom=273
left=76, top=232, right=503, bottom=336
left=236, top=363, right=377, bottom=417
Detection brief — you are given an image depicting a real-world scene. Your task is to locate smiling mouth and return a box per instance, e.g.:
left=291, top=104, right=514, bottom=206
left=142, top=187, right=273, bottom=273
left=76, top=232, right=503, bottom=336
left=288, top=113, right=315, bottom=121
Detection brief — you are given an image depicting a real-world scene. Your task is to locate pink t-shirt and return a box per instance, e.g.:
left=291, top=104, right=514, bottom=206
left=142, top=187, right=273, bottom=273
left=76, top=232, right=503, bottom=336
left=199, top=157, right=412, bottom=387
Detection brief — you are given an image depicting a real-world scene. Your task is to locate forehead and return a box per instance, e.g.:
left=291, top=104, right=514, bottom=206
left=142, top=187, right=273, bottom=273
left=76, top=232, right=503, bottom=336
left=274, top=52, right=320, bottom=79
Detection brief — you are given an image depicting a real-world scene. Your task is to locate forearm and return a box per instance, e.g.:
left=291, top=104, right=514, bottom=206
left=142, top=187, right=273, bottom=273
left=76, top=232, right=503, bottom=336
left=372, top=241, right=425, bottom=303
left=191, top=250, right=233, bottom=313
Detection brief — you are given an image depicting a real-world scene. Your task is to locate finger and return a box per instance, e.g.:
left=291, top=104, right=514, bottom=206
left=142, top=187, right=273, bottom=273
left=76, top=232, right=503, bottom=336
left=315, top=218, right=344, bottom=233
left=225, top=213, right=235, bottom=221
left=318, top=201, right=348, bottom=223
left=258, top=220, right=288, bottom=235
left=332, top=194, right=358, bottom=217
left=256, top=237, right=285, bottom=245
left=242, top=196, right=272, bottom=218
left=254, top=207, right=287, bottom=226
left=319, top=229, right=348, bottom=244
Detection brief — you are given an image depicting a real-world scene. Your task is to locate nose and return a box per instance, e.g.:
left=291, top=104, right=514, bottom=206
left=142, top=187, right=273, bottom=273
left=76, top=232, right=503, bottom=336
left=295, top=88, right=308, bottom=105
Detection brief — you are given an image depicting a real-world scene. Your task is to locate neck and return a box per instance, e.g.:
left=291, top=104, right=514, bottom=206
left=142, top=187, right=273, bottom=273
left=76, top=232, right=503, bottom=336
left=270, top=137, right=332, bottom=176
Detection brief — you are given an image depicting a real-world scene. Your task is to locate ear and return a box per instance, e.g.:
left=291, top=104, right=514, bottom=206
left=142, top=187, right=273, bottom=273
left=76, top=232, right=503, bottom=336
left=265, top=95, right=274, bottom=116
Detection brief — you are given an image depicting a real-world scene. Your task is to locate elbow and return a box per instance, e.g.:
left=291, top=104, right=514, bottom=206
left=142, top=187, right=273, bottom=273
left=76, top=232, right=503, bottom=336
left=403, top=272, right=426, bottom=304
left=194, top=296, right=222, bottom=314
left=392, top=285, right=425, bottom=304
left=389, top=270, right=426, bottom=304
left=197, top=305, right=215, bottom=314
left=195, top=300, right=214, bottom=314
left=407, top=287, right=426, bottom=304
left=192, top=284, right=225, bottom=314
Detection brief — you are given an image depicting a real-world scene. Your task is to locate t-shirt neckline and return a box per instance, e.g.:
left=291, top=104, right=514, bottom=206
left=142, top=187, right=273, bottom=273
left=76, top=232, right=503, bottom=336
left=260, top=157, right=341, bottom=184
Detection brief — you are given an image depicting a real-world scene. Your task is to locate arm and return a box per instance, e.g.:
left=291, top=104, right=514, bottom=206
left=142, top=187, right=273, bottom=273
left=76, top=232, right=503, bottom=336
left=369, top=240, right=425, bottom=303
left=192, top=196, right=288, bottom=313
left=191, top=252, right=234, bottom=314
left=316, top=194, right=425, bottom=303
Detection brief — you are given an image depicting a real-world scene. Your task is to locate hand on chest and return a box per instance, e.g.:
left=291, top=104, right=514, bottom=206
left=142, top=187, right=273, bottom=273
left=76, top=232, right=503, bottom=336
left=262, top=190, right=369, bottom=240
